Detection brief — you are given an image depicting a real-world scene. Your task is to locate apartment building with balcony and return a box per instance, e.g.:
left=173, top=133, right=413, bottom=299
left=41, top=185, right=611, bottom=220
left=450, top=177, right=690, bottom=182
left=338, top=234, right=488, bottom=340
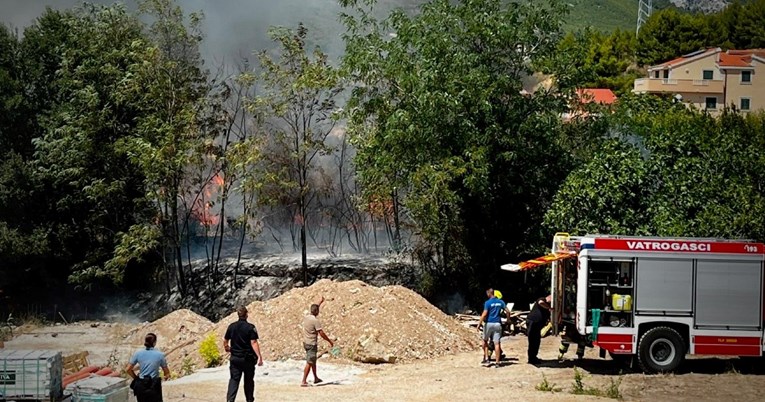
left=633, top=48, right=765, bottom=114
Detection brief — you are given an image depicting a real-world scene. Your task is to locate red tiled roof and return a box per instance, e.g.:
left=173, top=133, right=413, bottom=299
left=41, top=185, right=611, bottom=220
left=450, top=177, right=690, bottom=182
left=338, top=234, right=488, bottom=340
left=719, top=52, right=750, bottom=67
left=719, top=49, right=765, bottom=67
left=659, top=55, right=690, bottom=67
left=576, top=88, right=617, bottom=105
left=728, top=49, right=765, bottom=57
left=653, top=48, right=718, bottom=69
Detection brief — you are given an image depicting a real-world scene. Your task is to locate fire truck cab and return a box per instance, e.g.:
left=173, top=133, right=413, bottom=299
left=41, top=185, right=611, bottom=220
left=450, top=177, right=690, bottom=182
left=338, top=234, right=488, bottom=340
left=504, top=233, right=765, bottom=373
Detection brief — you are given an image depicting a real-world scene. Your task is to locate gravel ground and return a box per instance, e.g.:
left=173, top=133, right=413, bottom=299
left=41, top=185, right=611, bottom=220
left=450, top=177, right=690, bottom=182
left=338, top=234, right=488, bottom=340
left=161, top=335, right=765, bottom=402
left=6, top=322, right=765, bottom=401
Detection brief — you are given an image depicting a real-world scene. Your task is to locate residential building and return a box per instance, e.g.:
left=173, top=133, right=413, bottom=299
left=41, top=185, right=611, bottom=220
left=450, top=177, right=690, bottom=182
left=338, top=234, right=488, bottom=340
left=577, top=88, right=618, bottom=106
left=633, top=48, right=765, bottom=114
left=562, top=88, right=617, bottom=122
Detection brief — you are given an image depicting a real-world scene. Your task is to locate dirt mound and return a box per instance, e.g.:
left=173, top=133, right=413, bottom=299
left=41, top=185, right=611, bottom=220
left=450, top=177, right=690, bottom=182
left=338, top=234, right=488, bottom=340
left=171, top=279, right=479, bottom=372
left=125, top=309, right=212, bottom=353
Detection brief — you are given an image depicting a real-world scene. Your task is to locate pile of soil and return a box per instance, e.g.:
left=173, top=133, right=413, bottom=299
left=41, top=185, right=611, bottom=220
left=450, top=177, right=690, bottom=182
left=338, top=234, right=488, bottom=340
left=125, top=309, right=213, bottom=372
left=170, top=279, right=479, bottom=372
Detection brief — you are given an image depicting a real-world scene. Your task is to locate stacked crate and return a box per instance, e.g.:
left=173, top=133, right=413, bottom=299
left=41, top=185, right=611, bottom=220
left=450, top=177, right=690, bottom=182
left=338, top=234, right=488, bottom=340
left=0, top=349, right=63, bottom=401
left=67, top=376, right=129, bottom=402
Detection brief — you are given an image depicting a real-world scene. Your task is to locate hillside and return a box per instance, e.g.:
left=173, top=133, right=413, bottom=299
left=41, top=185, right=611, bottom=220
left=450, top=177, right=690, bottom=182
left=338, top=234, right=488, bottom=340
left=564, top=0, right=675, bottom=32
left=378, top=1, right=730, bottom=34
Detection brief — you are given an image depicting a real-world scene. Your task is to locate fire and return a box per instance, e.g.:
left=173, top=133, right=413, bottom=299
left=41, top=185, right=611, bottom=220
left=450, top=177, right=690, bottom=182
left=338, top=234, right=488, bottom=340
left=191, top=173, right=224, bottom=228
left=367, top=196, right=394, bottom=219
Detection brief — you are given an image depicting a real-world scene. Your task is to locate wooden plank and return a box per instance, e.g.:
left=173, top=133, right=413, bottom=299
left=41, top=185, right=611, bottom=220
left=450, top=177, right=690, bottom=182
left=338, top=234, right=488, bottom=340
left=63, top=352, right=90, bottom=376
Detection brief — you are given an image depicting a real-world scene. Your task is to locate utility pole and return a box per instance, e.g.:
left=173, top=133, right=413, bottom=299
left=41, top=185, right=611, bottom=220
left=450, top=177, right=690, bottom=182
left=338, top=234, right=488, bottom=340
left=636, top=0, right=653, bottom=35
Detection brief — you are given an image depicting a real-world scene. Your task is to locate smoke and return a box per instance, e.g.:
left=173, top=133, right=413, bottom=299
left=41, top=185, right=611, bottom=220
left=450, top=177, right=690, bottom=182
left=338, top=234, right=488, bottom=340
left=1, top=0, right=428, bottom=64
left=437, top=292, right=469, bottom=315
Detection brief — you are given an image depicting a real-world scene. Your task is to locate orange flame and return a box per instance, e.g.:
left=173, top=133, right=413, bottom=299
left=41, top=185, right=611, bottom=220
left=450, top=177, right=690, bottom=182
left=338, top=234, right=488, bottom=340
left=192, top=173, right=224, bottom=228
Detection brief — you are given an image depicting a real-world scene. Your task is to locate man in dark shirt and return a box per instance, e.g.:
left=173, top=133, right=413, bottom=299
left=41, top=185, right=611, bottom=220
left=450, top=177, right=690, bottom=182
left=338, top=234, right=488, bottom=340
left=223, top=306, right=263, bottom=402
left=526, top=294, right=552, bottom=364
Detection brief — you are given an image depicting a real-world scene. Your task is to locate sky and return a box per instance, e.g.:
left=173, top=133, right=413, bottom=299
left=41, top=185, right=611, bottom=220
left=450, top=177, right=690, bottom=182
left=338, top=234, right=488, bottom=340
left=0, top=0, right=422, bottom=64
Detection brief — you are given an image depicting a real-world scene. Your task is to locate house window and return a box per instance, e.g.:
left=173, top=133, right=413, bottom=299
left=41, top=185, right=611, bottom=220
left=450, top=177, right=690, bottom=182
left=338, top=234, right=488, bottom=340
left=705, top=97, right=717, bottom=110
left=654, top=71, right=660, bottom=79
left=742, top=70, right=752, bottom=83
left=741, top=98, right=751, bottom=111
left=703, top=70, right=714, bottom=80
left=663, top=70, right=669, bottom=79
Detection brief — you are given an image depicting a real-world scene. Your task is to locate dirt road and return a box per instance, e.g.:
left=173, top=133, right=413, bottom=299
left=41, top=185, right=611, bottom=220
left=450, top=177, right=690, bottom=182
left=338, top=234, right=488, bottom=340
left=5, top=322, right=765, bottom=401
left=162, top=336, right=765, bottom=402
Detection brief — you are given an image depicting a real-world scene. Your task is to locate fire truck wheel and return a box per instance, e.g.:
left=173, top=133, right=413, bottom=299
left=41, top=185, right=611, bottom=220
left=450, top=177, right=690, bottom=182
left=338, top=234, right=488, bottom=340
left=638, top=327, right=685, bottom=373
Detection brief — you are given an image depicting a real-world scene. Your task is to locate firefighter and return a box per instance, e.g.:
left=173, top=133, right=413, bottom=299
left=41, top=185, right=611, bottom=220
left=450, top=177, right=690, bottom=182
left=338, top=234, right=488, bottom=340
left=557, top=321, right=586, bottom=361
left=526, top=294, right=552, bottom=364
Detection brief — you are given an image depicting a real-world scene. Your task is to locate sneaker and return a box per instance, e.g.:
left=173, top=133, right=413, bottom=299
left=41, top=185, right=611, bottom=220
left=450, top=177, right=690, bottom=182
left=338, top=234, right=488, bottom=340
left=528, top=358, right=542, bottom=365
left=481, top=358, right=489, bottom=364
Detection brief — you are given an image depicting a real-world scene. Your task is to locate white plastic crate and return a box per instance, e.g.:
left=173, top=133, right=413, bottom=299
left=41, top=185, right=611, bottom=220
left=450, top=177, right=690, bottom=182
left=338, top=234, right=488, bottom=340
left=0, top=349, right=63, bottom=401
left=72, top=386, right=129, bottom=402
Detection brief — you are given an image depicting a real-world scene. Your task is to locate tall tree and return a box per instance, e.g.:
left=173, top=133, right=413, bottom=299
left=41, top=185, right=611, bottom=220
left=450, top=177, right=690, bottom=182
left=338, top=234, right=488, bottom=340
left=1, top=11, right=76, bottom=297
left=724, top=0, right=765, bottom=49
left=340, top=0, right=577, bottom=295
left=113, top=0, right=212, bottom=296
left=636, top=8, right=717, bottom=66
left=249, top=23, right=343, bottom=284
left=559, top=28, right=642, bottom=95
left=31, top=4, right=153, bottom=286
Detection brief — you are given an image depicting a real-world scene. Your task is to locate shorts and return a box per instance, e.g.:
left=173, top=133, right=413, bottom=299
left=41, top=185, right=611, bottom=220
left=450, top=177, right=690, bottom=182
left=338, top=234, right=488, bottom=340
left=483, top=322, right=502, bottom=344
left=304, top=343, right=318, bottom=364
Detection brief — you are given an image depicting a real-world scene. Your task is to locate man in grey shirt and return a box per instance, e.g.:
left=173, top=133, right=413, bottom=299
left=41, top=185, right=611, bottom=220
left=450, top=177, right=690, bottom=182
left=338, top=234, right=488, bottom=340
left=301, top=298, right=334, bottom=386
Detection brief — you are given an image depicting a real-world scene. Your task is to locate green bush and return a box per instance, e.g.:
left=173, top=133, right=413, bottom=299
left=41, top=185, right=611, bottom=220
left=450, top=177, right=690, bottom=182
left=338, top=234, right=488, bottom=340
left=570, top=368, right=623, bottom=399
left=180, top=354, right=195, bottom=377
left=605, top=376, right=623, bottom=399
left=199, top=333, right=222, bottom=368
left=536, top=374, right=561, bottom=392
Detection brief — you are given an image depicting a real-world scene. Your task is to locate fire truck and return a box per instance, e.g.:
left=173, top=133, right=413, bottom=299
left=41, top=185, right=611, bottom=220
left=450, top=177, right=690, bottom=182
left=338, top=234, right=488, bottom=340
left=502, top=233, right=765, bottom=373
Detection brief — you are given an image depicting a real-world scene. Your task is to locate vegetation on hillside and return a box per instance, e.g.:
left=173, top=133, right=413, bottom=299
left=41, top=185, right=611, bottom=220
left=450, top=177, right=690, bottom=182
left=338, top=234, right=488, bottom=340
left=565, top=0, right=674, bottom=32
left=637, top=0, right=765, bottom=65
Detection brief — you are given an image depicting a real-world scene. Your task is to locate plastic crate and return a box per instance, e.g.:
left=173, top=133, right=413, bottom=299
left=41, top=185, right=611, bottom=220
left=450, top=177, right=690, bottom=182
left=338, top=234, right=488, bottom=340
left=72, top=385, right=129, bottom=402
left=0, top=349, right=63, bottom=401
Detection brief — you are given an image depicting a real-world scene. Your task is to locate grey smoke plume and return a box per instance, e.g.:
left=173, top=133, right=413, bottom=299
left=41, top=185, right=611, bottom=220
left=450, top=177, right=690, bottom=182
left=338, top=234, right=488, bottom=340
left=1, top=0, right=428, bottom=63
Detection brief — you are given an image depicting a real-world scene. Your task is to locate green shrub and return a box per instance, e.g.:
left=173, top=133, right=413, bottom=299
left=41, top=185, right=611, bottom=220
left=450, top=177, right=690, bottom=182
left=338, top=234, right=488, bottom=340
left=605, top=376, right=623, bottom=399
left=199, top=333, right=222, bottom=368
left=570, top=368, right=623, bottom=399
left=535, top=374, right=561, bottom=392
left=572, top=367, right=585, bottom=394
left=181, top=354, right=195, bottom=376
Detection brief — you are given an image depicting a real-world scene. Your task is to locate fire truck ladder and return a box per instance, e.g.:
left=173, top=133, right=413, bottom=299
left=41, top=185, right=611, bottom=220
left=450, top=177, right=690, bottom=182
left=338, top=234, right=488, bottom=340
left=500, top=232, right=579, bottom=272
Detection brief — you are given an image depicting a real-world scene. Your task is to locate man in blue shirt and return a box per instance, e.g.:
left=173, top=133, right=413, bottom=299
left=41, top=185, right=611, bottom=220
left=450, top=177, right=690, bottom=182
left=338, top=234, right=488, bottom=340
left=126, top=333, right=170, bottom=402
left=477, top=287, right=508, bottom=366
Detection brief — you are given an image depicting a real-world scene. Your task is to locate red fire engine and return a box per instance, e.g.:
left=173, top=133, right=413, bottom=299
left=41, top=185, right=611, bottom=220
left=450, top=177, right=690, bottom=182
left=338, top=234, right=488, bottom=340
left=502, top=233, right=765, bottom=373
